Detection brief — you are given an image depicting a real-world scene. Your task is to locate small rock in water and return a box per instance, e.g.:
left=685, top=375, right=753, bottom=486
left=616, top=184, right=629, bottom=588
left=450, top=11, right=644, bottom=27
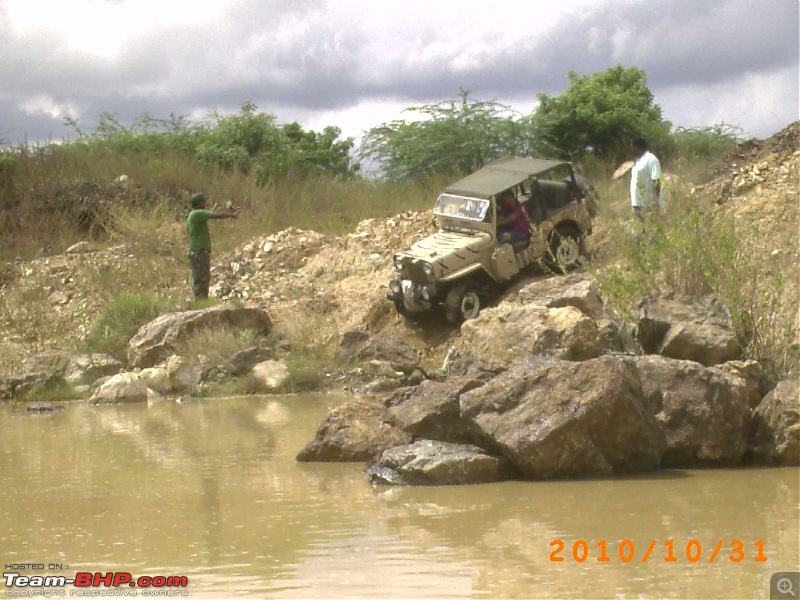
left=26, top=404, right=66, bottom=414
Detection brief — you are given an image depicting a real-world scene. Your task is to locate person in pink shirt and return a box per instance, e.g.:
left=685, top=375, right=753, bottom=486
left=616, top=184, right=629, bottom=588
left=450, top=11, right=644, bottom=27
left=496, top=189, right=531, bottom=244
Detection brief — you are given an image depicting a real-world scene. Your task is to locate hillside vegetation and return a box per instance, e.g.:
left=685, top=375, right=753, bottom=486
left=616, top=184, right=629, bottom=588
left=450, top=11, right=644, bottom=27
left=0, top=73, right=796, bottom=384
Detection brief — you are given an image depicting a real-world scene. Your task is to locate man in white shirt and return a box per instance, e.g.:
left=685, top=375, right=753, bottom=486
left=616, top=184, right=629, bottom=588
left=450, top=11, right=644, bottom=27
left=629, top=136, right=662, bottom=220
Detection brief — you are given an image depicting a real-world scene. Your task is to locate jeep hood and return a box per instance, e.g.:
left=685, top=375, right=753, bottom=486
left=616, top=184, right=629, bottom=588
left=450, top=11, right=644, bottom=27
left=401, top=230, right=492, bottom=268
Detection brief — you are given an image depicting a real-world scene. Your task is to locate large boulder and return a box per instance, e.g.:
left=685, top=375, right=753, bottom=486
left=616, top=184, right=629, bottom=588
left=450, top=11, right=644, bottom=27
left=19, top=351, right=71, bottom=376
left=296, top=397, right=411, bottom=462
left=453, top=304, right=602, bottom=373
left=64, top=354, right=123, bottom=386
left=164, top=355, right=201, bottom=391
left=4, top=351, right=70, bottom=399
left=516, top=275, right=605, bottom=320
left=460, top=356, right=665, bottom=478
left=140, top=355, right=201, bottom=394
left=383, top=377, right=484, bottom=443
left=139, top=366, right=171, bottom=395
left=749, top=379, right=799, bottom=466
left=367, top=440, right=514, bottom=486
left=335, top=331, right=419, bottom=374
left=90, top=372, right=148, bottom=404
left=223, top=347, right=275, bottom=376
left=251, top=360, right=291, bottom=392
left=712, top=360, right=766, bottom=409
left=633, top=356, right=752, bottom=466
left=127, top=304, right=272, bottom=368
left=636, top=296, right=741, bottom=366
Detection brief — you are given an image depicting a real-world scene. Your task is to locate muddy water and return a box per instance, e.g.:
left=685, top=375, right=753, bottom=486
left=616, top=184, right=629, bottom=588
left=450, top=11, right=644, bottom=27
left=0, top=395, right=797, bottom=599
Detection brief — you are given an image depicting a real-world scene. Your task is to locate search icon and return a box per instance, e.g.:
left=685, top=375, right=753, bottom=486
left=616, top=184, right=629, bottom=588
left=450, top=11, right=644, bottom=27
left=778, top=578, right=796, bottom=597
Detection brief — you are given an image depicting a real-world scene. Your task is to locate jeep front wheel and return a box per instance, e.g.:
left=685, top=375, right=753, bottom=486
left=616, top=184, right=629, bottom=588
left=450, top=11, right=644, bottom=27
left=445, top=284, right=481, bottom=323
left=548, top=225, right=585, bottom=272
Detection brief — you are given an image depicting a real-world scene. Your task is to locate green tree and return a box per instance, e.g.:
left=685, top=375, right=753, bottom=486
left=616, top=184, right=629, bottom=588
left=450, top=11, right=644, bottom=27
left=361, top=90, right=534, bottom=181
left=530, top=66, right=672, bottom=162
left=196, top=102, right=358, bottom=180
left=196, top=101, right=283, bottom=173
left=281, top=122, right=358, bottom=179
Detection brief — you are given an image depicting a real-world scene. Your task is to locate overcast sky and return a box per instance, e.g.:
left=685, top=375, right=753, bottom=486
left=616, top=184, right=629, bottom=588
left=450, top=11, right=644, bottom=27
left=1, top=0, right=798, bottom=147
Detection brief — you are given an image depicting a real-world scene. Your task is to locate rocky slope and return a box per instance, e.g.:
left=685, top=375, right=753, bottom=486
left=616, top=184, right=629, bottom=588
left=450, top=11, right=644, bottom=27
left=0, top=123, right=797, bottom=380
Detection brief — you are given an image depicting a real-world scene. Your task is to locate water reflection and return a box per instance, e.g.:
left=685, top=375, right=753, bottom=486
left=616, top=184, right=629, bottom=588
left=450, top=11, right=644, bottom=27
left=0, top=396, right=797, bottom=599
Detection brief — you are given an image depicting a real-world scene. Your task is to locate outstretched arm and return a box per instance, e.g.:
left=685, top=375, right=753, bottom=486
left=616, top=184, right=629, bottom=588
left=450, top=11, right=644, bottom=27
left=209, top=205, right=240, bottom=219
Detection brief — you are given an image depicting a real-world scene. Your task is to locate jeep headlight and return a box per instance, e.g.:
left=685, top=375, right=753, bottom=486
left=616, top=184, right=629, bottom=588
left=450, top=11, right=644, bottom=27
left=389, top=280, right=401, bottom=294
left=393, top=256, right=404, bottom=270
left=422, top=262, right=433, bottom=275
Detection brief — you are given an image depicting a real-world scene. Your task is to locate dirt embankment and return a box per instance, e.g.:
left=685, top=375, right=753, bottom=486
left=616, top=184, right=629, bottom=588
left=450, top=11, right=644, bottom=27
left=1, top=123, right=797, bottom=375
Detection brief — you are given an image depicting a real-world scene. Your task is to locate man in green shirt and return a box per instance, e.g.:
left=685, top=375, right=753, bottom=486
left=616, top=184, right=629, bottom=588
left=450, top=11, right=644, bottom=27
left=187, top=192, right=239, bottom=300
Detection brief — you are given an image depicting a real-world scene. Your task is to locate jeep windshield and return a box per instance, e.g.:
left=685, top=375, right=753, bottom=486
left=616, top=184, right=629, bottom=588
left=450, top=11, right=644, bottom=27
left=433, top=194, right=490, bottom=221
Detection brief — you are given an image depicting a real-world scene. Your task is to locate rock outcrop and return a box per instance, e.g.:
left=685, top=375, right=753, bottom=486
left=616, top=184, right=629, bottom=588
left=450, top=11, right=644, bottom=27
left=453, top=304, right=603, bottom=373
left=749, top=379, right=800, bottom=466
left=296, top=397, right=411, bottom=462
left=636, top=296, right=741, bottom=366
left=251, top=360, right=291, bottom=392
left=64, top=354, right=123, bottom=386
left=460, top=356, right=666, bottom=478
left=127, top=304, right=272, bottom=368
left=367, top=440, right=513, bottom=486
left=140, top=355, right=201, bottom=394
left=335, top=331, right=420, bottom=374
left=90, top=372, right=149, bottom=404
left=634, top=356, right=752, bottom=466
left=383, top=377, right=484, bottom=443
left=516, top=274, right=606, bottom=320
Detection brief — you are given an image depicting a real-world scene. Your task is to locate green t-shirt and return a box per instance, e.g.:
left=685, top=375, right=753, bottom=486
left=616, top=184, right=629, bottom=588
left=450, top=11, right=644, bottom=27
left=187, top=209, right=212, bottom=251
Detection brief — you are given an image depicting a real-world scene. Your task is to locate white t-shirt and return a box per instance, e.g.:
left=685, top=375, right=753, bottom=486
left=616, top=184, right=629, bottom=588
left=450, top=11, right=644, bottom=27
left=630, top=151, right=662, bottom=207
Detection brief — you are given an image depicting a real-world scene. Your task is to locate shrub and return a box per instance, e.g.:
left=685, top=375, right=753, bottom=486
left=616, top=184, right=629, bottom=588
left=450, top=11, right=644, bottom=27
left=595, top=189, right=798, bottom=382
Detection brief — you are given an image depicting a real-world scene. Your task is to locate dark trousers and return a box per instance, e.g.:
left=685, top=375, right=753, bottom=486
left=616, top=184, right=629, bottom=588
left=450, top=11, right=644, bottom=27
left=188, top=250, right=210, bottom=300
left=497, top=229, right=531, bottom=244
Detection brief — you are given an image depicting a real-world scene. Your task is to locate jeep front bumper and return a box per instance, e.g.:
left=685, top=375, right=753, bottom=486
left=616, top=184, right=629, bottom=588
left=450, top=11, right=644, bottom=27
left=387, top=278, right=434, bottom=313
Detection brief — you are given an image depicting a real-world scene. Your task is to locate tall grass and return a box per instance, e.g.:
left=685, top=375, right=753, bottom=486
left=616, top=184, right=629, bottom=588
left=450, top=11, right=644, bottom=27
left=595, top=188, right=798, bottom=382
left=0, top=145, right=441, bottom=263
left=83, top=294, right=180, bottom=360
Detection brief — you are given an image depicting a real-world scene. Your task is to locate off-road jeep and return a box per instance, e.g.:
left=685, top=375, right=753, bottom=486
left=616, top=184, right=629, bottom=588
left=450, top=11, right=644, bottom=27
left=387, top=156, right=596, bottom=323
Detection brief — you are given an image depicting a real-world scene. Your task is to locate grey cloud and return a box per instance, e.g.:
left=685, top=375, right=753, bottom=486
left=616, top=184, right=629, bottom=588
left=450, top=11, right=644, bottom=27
left=0, top=0, right=797, bottom=145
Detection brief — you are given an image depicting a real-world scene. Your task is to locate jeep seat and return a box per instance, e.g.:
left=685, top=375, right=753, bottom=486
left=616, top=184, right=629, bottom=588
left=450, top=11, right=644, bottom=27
left=533, top=180, right=573, bottom=210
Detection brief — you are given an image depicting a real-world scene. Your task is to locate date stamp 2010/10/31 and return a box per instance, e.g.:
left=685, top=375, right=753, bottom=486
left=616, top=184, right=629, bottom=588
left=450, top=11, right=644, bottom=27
left=549, top=539, right=768, bottom=564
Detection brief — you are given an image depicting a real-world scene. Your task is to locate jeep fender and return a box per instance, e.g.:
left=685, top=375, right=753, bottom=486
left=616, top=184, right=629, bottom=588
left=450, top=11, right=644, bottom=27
left=439, top=262, right=488, bottom=283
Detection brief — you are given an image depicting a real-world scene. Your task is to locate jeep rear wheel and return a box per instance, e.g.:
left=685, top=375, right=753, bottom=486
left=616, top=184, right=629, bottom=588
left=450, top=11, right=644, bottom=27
left=445, top=284, right=481, bottom=323
left=548, top=224, right=585, bottom=272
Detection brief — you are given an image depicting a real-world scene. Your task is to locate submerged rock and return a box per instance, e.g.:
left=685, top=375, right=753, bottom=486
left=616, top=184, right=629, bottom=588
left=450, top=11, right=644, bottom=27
left=367, top=439, right=513, bottom=486
left=26, top=403, right=66, bottom=414
left=296, top=397, right=411, bottom=462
